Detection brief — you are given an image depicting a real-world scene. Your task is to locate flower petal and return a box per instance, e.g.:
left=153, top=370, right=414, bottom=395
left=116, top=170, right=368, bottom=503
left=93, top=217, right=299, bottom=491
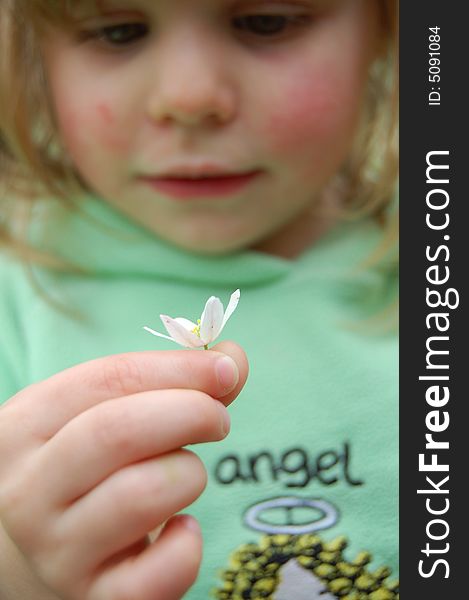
left=218, top=289, right=241, bottom=335
left=160, top=315, right=206, bottom=348
left=143, top=326, right=176, bottom=343
left=199, top=296, right=224, bottom=344
left=173, top=318, right=198, bottom=331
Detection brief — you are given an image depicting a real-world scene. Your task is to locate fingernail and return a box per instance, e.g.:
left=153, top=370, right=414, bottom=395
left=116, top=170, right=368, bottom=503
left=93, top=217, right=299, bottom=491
left=215, top=355, right=239, bottom=395
left=181, top=515, right=201, bottom=535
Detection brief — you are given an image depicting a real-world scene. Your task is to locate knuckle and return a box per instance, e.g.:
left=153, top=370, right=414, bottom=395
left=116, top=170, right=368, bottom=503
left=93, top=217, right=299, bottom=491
left=98, top=354, right=144, bottom=398
left=0, top=478, right=22, bottom=524
left=0, top=482, right=62, bottom=572
left=0, top=398, right=30, bottom=457
left=0, top=468, right=37, bottom=539
left=33, top=550, right=70, bottom=594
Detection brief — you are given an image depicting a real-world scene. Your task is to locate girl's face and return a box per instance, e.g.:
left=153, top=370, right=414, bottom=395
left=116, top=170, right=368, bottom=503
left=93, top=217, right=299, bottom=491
left=41, top=0, right=380, bottom=255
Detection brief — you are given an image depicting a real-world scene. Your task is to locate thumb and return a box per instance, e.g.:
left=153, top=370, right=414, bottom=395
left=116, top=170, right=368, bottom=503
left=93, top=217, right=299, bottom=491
left=208, top=340, right=249, bottom=406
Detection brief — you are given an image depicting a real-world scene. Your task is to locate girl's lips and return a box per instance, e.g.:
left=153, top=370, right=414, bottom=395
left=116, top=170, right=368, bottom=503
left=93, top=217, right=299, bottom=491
left=140, top=171, right=262, bottom=199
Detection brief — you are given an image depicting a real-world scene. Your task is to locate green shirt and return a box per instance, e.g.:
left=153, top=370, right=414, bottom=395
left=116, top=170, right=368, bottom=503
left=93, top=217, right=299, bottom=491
left=0, top=196, right=398, bottom=599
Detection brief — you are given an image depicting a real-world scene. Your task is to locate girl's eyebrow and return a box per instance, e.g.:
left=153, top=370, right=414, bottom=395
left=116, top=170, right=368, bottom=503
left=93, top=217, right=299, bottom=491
left=69, top=0, right=145, bottom=19
left=226, top=0, right=347, bottom=16
left=73, top=0, right=342, bottom=18
left=95, top=0, right=134, bottom=12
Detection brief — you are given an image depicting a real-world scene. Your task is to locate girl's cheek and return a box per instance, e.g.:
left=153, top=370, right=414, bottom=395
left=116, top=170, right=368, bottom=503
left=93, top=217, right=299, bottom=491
left=94, top=103, right=132, bottom=154
left=58, top=102, right=131, bottom=159
left=258, top=65, right=363, bottom=165
left=96, top=102, right=115, bottom=125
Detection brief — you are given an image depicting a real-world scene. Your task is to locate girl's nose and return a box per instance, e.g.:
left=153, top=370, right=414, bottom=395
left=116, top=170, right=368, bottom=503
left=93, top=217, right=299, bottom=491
left=146, top=34, right=237, bottom=127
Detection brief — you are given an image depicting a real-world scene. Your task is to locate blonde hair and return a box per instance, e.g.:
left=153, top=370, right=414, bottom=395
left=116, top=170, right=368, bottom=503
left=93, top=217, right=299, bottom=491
left=0, top=0, right=398, bottom=271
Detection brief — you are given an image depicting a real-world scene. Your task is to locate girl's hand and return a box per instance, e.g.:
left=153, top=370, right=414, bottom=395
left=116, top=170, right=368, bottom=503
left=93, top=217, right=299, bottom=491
left=0, top=341, right=248, bottom=600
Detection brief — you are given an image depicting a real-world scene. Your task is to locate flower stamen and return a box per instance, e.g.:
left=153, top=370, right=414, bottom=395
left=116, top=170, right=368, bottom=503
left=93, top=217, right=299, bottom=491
left=192, top=318, right=202, bottom=337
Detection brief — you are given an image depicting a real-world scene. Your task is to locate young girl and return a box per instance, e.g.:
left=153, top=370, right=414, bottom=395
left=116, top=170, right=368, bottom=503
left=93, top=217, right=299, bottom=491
left=0, top=1, right=398, bottom=598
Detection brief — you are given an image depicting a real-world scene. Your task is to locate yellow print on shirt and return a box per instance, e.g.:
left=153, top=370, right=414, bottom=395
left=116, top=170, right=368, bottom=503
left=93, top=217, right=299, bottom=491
left=214, top=533, right=399, bottom=599
left=213, top=496, right=399, bottom=599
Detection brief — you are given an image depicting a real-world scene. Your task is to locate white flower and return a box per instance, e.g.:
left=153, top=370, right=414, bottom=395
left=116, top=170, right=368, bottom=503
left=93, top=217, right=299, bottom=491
left=144, top=289, right=240, bottom=349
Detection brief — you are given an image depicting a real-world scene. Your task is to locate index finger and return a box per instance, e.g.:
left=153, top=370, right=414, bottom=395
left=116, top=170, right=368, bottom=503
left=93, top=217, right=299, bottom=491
left=12, top=342, right=248, bottom=440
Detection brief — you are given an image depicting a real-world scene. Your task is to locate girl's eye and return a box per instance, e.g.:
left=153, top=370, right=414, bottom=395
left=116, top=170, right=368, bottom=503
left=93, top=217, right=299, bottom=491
left=232, top=14, right=311, bottom=38
left=82, top=23, right=149, bottom=47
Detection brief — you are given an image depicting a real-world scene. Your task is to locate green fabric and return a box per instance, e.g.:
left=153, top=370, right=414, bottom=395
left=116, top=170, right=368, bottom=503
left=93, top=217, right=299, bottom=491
left=0, top=196, right=398, bottom=598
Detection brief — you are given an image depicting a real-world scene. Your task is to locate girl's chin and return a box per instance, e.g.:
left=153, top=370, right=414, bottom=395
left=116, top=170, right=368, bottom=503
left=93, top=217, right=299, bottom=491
left=156, top=228, right=263, bottom=255
left=167, top=237, right=254, bottom=255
